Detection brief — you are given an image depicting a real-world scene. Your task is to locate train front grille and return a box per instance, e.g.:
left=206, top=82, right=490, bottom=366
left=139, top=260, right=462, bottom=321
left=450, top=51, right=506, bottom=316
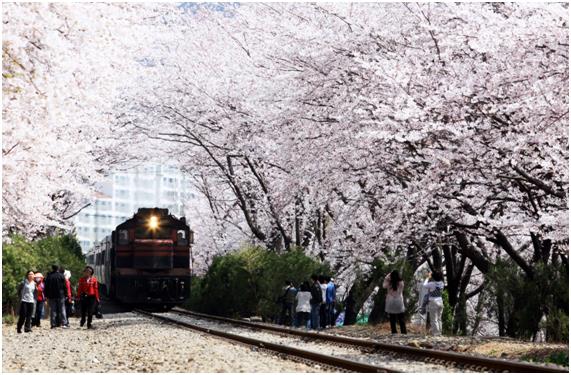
left=132, top=240, right=174, bottom=269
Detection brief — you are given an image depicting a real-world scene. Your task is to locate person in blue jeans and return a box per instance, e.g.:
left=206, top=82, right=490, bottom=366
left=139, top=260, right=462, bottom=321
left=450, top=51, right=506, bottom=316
left=325, top=276, right=336, bottom=327
left=279, top=281, right=297, bottom=326
left=309, top=274, right=323, bottom=329
left=44, top=265, right=68, bottom=328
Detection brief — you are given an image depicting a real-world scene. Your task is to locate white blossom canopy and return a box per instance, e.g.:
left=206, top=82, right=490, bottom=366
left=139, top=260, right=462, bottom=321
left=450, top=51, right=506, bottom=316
left=3, top=3, right=568, bottom=278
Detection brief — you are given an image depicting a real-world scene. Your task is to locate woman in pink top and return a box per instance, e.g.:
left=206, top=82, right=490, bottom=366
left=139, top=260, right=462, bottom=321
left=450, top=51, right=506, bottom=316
left=382, top=270, right=407, bottom=334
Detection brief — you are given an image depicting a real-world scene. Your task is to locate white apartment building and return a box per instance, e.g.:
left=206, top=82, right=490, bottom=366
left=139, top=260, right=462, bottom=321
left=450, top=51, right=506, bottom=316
left=74, top=164, right=197, bottom=252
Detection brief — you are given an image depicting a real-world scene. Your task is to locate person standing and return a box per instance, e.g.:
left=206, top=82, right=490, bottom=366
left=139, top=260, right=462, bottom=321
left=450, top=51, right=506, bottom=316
left=309, top=275, right=323, bottom=330
left=44, top=265, right=67, bottom=329
left=424, top=271, right=445, bottom=336
left=279, top=281, right=297, bottom=326
left=325, top=276, right=336, bottom=328
left=77, top=266, right=100, bottom=329
left=318, top=276, right=327, bottom=328
left=382, top=270, right=407, bottom=335
left=295, top=282, right=311, bottom=329
left=63, top=270, right=74, bottom=325
left=32, top=273, right=45, bottom=327
left=16, top=271, right=37, bottom=333
left=418, top=271, right=431, bottom=334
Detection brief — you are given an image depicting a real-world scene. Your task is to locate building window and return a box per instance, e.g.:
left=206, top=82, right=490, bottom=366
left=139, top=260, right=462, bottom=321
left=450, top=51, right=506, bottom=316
left=116, top=189, right=130, bottom=199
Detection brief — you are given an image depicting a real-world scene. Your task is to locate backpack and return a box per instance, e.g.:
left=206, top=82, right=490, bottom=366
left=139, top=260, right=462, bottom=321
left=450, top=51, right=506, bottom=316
left=284, top=287, right=297, bottom=304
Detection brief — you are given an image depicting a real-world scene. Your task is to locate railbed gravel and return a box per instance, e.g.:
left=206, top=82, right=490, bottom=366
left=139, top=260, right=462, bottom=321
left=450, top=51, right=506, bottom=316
left=163, top=311, right=466, bottom=372
left=2, top=313, right=325, bottom=373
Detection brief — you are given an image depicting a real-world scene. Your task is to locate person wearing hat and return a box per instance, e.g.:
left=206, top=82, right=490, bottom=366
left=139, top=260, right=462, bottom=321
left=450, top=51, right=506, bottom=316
left=32, top=272, right=45, bottom=327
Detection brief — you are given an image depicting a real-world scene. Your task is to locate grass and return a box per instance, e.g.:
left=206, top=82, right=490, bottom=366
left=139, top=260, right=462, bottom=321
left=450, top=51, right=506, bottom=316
left=2, top=314, right=15, bottom=325
left=544, top=351, right=569, bottom=367
left=521, top=349, right=569, bottom=367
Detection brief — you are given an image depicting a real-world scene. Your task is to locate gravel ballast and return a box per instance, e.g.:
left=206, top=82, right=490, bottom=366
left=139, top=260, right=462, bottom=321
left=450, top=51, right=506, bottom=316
left=163, top=312, right=466, bottom=372
left=2, top=313, right=324, bottom=373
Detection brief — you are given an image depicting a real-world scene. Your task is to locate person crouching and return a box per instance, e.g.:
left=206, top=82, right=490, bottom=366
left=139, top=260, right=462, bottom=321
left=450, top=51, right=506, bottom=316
left=77, top=266, right=100, bottom=329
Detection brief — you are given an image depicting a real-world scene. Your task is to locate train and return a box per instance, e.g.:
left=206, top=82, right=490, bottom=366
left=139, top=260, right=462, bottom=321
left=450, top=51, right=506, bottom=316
left=86, top=207, right=193, bottom=308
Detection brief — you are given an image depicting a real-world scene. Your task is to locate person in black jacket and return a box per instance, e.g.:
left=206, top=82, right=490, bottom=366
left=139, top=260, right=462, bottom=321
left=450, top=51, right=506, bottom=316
left=44, top=265, right=68, bottom=329
left=279, top=281, right=297, bottom=326
left=309, top=274, right=323, bottom=330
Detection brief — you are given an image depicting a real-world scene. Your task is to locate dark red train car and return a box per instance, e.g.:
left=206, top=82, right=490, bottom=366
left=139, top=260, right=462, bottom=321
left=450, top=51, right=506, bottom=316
left=86, top=207, right=193, bottom=308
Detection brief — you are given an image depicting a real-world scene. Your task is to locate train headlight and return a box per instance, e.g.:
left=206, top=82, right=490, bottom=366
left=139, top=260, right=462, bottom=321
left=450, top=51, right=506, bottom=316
left=148, top=215, right=159, bottom=230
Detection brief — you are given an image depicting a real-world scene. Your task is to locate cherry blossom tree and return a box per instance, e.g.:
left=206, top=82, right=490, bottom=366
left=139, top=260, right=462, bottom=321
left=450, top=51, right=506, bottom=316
left=2, top=2, right=179, bottom=237
left=4, top=2, right=567, bottom=336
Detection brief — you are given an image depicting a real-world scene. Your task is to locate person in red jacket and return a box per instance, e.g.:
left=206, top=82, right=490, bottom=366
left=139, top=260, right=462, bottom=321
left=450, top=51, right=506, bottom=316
left=77, top=266, right=100, bottom=329
left=33, top=272, right=45, bottom=327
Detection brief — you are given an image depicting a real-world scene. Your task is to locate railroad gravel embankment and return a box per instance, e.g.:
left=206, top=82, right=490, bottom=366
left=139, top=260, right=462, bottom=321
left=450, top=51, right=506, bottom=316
left=164, top=312, right=464, bottom=372
left=2, top=313, right=324, bottom=373
left=326, top=323, right=569, bottom=367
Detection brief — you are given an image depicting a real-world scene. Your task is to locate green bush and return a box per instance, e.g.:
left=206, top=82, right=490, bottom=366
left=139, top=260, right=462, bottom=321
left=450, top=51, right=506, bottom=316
left=442, top=290, right=453, bottom=335
left=543, top=307, right=569, bottom=343
left=546, top=351, right=569, bottom=367
left=2, top=314, right=15, bottom=325
left=487, top=259, right=568, bottom=342
left=185, top=246, right=330, bottom=320
left=2, top=234, right=86, bottom=314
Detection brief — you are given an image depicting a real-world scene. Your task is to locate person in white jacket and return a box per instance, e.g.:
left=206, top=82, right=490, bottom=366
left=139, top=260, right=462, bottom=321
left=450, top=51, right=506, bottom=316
left=422, top=271, right=445, bottom=336
left=295, top=282, right=312, bottom=329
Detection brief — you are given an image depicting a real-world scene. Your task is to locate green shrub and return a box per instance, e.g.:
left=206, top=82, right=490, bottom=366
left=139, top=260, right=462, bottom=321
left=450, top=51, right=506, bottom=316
left=2, top=234, right=86, bottom=313
left=185, top=246, right=330, bottom=320
left=546, top=351, right=569, bottom=367
left=442, top=290, right=453, bottom=335
left=543, top=308, right=569, bottom=343
left=487, top=259, right=568, bottom=342
left=2, top=236, right=39, bottom=313
left=2, top=314, right=15, bottom=325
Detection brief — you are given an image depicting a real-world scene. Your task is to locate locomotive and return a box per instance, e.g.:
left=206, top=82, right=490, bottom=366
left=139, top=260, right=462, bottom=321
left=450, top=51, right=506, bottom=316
left=86, top=207, right=193, bottom=308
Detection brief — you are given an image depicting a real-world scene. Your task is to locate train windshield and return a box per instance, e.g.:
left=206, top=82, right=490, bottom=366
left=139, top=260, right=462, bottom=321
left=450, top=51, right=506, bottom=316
left=135, top=226, right=171, bottom=239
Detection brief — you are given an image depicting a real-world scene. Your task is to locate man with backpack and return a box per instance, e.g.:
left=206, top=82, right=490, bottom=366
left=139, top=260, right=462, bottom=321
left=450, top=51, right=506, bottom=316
left=309, top=274, right=323, bottom=330
left=279, top=281, right=297, bottom=326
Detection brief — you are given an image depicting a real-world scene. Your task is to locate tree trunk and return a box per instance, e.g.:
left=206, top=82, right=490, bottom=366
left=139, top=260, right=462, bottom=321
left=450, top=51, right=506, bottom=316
left=343, top=275, right=378, bottom=326
left=368, top=290, right=387, bottom=325
left=471, top=291, right=485, bottom=336
left=454, top=231, right=490, bottom=274
left=492, top=230, right=533, bottom=279
left=453, top=294, right=467, bottom=335
left=497, top=293, right=506, bottom=336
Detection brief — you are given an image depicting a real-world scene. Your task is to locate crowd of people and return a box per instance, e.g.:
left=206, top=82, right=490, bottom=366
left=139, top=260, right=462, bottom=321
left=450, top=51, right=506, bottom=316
left=278, top=274, right=336, bottom=330
left=279, top=269, right=445, bottom=336
left=15, top=265, right=101, bottom=333
left=17, top=265, right=445, bottom=337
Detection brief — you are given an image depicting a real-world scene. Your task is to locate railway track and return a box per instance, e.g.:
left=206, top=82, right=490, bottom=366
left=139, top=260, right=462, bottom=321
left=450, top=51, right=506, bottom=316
left=169, top=308, right=567, bottom=373
left=135, top=309, right=399, bottom=372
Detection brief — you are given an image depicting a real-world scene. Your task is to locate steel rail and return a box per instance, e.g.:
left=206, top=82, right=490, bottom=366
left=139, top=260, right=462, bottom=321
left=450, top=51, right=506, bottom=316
left=173, top=308, right=568, bottom=373
left=135, top=309, right=399, bottom=373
